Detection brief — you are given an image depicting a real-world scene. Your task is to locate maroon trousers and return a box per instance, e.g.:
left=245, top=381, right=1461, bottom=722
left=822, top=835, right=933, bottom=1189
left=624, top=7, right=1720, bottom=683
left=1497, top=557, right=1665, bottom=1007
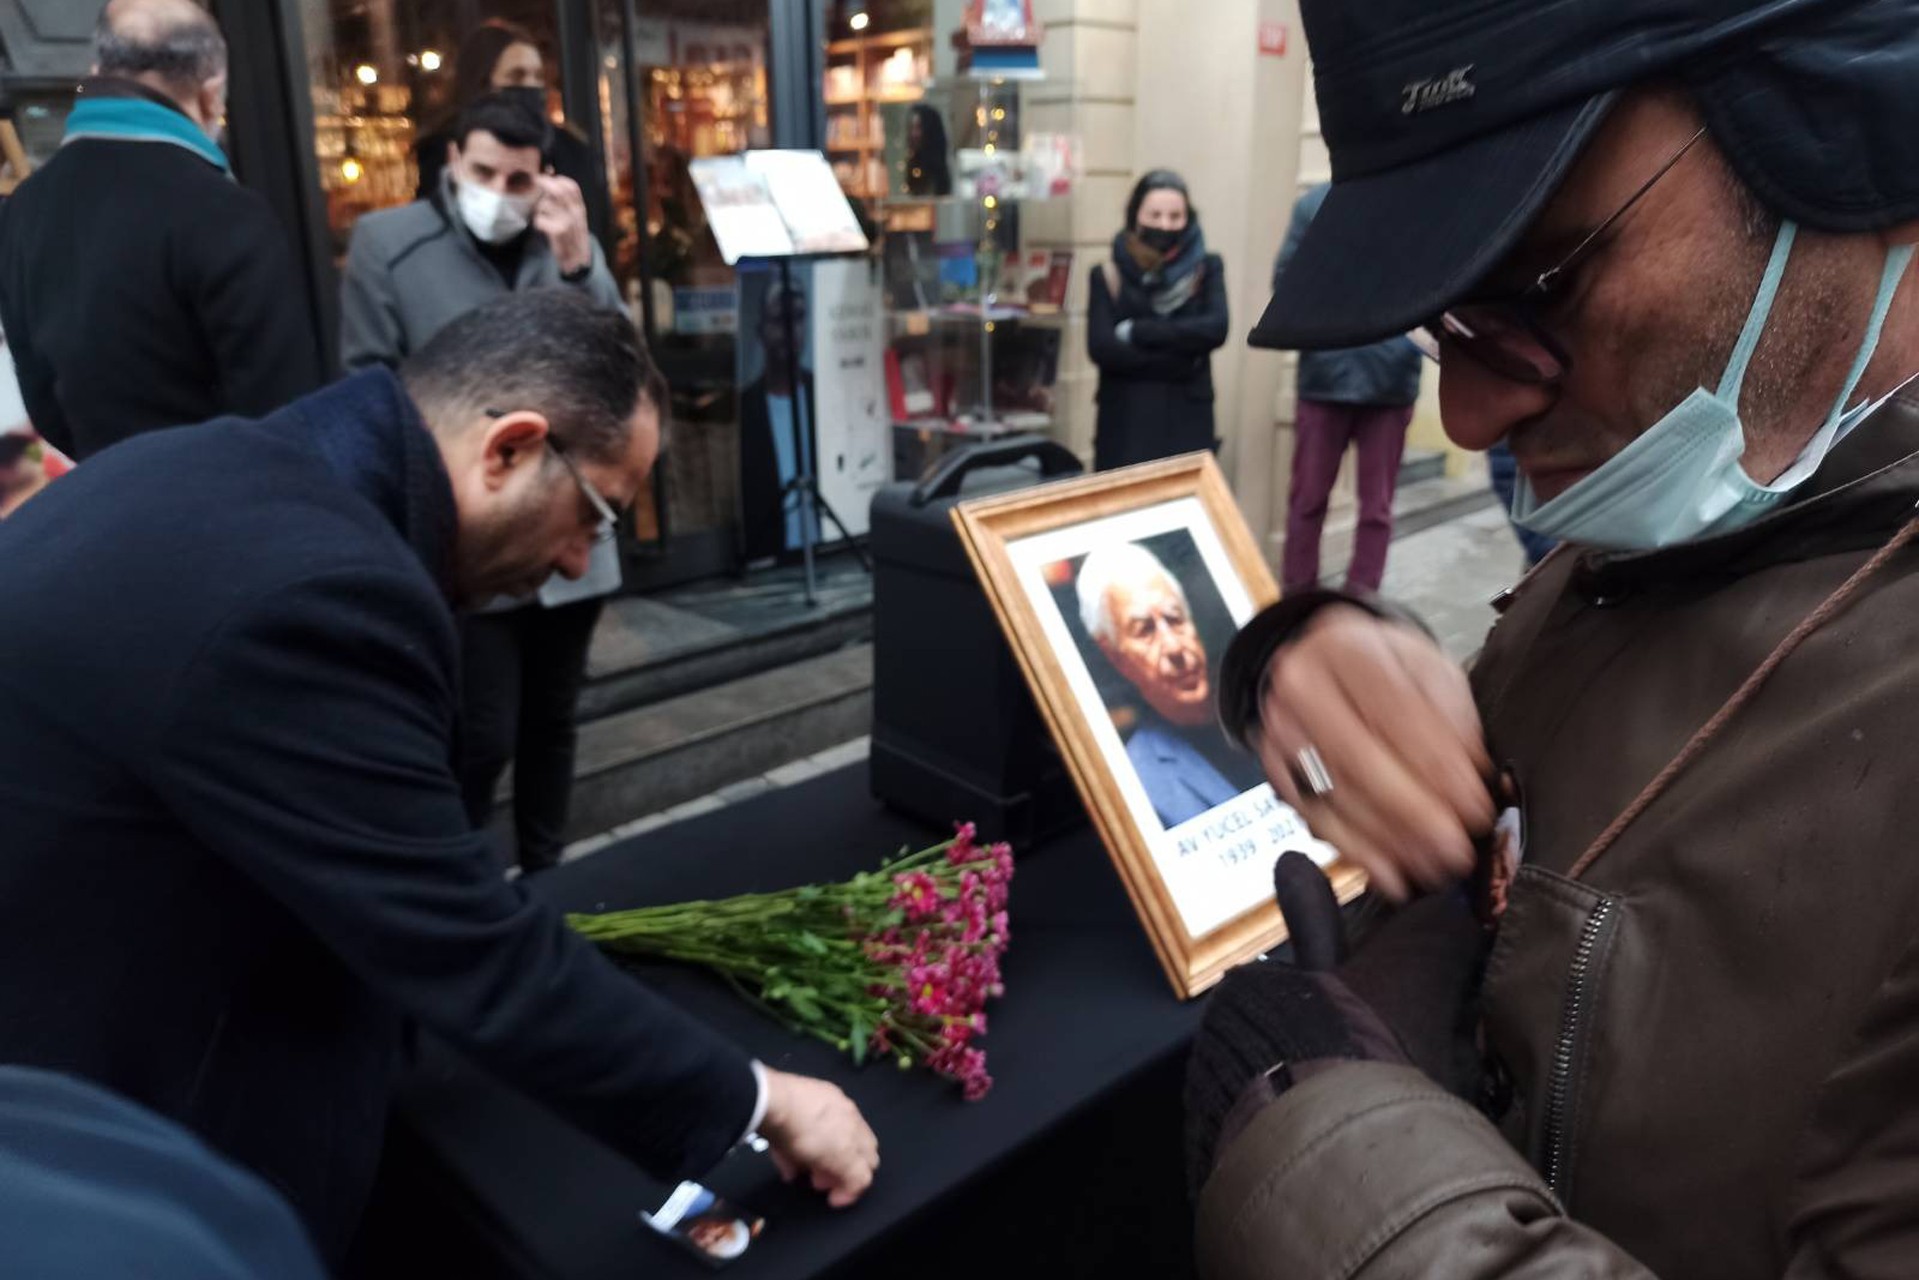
left=1281, top=398, right=1414, bottom=595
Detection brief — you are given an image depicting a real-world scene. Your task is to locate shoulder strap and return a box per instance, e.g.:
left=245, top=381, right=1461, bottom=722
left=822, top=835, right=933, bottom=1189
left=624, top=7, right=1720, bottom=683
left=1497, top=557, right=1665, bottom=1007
left=1567, top=515, right=1919, bottom=880
left=1100, top=261, right=1119, bottom=299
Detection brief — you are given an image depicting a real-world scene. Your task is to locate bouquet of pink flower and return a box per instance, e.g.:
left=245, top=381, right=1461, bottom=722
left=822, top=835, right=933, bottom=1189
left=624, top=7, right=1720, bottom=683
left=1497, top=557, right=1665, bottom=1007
left=567, top=824, right=1013, bottom=1100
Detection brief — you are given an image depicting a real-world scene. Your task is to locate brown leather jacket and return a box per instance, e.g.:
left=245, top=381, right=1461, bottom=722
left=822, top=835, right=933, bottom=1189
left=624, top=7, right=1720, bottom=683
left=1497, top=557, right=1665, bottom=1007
left=1201, top=392, right=1919, bottom=1278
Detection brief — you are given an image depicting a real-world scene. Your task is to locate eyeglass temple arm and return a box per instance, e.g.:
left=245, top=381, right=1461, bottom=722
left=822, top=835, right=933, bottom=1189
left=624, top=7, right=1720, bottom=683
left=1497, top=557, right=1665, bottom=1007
left=1532, top=126, right=1708, bottom=295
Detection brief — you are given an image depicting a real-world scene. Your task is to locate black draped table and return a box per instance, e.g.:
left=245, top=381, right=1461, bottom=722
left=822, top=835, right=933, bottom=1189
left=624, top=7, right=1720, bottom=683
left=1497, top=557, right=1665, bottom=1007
left=352, top=765, right=1207, bottom=1279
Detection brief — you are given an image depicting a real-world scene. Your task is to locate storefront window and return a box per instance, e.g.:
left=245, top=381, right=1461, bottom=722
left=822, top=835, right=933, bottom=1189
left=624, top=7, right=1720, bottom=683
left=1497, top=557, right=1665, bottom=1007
left=297, top=0, right=567, bottom=260
left=823, top=2, right=932, bottom=202
left=294, top=0, right=775, bottom=584
left=826, top=2, right=1079, bottom=481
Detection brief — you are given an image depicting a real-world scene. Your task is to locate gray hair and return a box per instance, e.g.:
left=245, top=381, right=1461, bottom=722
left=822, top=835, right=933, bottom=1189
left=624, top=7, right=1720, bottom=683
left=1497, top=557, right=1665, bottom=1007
left=1076, top=542, right=1190, bottom=644
left=94, top=1, right=227, bottom=89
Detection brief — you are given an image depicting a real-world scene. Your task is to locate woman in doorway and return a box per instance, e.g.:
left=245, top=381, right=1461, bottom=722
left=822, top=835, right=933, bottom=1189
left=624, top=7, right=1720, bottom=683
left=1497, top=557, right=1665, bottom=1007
left=414, top=19, right=606, bottom=241
left=1086, top=170, right=1228, bottom=470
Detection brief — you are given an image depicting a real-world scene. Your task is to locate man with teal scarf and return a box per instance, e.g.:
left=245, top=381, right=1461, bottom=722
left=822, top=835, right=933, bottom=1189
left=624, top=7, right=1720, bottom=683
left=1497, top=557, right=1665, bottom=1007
left=0, top=0, right=320, bottom=460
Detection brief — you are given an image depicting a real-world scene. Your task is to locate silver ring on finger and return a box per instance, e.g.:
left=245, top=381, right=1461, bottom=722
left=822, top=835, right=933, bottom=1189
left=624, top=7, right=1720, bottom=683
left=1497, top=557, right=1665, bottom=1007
left=1289, top=745, right=1335, bottom=800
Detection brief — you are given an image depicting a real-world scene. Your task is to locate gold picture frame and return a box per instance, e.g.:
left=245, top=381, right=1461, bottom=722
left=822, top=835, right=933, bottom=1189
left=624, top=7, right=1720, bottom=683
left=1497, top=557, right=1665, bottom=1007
left=952, top=453, right=1366, bottom=998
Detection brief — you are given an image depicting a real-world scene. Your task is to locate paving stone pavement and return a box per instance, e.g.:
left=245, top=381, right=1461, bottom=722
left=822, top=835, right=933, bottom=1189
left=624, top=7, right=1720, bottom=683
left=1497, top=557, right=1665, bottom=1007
left=1376, top=504, right=1531, bottom=663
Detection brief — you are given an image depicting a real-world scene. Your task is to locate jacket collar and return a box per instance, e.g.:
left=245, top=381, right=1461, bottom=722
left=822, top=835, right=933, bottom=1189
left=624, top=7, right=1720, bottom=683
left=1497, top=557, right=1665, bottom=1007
left=1569, top=391, right=1919, bottom=600
left=65, top=77, right=229, bottom=173
left=293, top=368, right=459, bottom=599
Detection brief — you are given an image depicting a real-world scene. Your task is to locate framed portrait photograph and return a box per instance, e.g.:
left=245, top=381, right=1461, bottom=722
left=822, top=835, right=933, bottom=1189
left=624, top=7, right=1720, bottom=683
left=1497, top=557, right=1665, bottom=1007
left=953, top=453, right=1365, bottom=998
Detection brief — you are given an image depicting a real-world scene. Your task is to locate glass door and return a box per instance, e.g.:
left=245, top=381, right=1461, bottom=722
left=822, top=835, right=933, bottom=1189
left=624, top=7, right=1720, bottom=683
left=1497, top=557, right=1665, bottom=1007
left=596, top=0, right=774, bottom=588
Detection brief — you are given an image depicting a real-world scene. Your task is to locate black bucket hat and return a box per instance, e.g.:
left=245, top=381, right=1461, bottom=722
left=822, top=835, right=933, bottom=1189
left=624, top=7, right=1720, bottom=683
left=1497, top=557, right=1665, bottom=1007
left=1253, top=0, right=1919, bottom=351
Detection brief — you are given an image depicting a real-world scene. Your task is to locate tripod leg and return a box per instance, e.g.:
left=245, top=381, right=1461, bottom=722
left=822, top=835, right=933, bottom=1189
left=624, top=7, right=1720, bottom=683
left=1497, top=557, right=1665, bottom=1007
left=809, top=492, right=872, bottom=573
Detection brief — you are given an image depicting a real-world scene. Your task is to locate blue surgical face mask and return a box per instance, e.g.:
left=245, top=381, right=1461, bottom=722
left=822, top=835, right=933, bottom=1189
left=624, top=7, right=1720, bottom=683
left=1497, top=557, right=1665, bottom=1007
left=1512, top=221, right=1915, bottom=551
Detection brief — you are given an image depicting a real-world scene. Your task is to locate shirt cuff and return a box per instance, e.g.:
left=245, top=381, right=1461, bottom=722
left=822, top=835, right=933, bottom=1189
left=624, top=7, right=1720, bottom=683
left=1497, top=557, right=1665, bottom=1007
left=742, top=1060, right=770, bottom=1145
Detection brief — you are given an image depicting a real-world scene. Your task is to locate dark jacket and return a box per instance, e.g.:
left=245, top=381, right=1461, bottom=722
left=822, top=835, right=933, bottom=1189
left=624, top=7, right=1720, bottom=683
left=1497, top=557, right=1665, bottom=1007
left=1201, top=392, right=1919, bottom=1278
left=0, top=1069, right=325, bottom=1280
left=0, top=79, right=321, bottom=459
left=1274, top=185, right=1422, bottom=407
left=1086, top=254, right=1228, bottom=470
left=0, top=370, right=757, bottom=1262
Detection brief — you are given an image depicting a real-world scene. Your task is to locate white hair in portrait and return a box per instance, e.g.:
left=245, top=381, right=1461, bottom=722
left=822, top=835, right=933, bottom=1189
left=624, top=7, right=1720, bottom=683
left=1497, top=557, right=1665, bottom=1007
left=1076, top=541, right=1191, bottom=644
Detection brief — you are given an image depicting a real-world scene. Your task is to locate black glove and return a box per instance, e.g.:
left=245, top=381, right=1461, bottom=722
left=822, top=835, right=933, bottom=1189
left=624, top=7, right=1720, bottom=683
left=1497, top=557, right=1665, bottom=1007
left=1183, top=851, right=1489, bottom=1198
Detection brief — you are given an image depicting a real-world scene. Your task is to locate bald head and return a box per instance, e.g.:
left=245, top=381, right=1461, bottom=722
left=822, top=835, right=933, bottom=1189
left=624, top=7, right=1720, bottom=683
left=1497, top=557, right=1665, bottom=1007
left=94, top=0, right=227, bottom=125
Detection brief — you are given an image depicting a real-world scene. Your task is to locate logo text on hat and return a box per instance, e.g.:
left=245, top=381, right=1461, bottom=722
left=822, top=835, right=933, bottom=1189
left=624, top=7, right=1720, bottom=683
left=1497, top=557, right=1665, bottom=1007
left=1401, top=66, right=1476, bottom=115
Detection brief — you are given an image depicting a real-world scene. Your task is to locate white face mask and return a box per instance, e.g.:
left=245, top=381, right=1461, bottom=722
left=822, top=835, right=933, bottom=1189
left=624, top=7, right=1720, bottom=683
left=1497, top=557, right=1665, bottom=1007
left=1512, top=221, right=1915, bottom=551
left=456, top=179, right=536, bottom=245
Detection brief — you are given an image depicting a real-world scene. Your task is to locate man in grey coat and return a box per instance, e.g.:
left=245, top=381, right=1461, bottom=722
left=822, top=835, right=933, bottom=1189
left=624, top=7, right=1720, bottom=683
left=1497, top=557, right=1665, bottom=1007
left=341, top=93, right=621, bottom=368
left=342, top=90, right=626, bottom=875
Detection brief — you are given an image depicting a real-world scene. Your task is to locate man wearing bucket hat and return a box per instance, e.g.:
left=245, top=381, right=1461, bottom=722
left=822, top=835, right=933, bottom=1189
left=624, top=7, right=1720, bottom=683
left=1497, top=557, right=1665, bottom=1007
left=1185, top=1, right=1919, bottom=1275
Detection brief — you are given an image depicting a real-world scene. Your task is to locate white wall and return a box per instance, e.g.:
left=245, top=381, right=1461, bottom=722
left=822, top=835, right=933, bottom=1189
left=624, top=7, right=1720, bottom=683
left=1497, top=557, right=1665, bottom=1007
left=1133, top=0, right=1306, bottom=552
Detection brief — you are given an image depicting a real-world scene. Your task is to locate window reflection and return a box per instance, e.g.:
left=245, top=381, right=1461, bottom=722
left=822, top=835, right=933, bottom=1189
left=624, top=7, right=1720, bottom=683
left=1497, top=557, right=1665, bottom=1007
left=300, top=0, right=569, bottom=260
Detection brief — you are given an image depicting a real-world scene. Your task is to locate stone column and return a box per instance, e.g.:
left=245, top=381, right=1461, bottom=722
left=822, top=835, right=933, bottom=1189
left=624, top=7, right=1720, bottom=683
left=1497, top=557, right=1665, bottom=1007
left=1133, top=0, right=1306, bottom=562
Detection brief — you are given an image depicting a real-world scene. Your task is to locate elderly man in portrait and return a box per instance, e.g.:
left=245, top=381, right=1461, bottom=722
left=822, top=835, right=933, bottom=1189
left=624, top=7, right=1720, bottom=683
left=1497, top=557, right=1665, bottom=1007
left=1078, top=542, right=1264, bottom=827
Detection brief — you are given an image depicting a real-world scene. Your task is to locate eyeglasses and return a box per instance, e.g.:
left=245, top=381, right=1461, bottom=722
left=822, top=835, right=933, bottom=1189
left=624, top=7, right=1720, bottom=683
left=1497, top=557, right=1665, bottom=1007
left=1423, top=127, right=1707, bottom=386
left=545, top=437, right=623, bottom=544
left=483, top=408, right=625, bottom=544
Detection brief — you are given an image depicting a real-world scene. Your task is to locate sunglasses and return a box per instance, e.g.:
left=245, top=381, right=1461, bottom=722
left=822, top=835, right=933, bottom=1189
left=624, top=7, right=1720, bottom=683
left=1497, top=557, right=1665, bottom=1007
left=1422, top=127, right=1707, bottom=386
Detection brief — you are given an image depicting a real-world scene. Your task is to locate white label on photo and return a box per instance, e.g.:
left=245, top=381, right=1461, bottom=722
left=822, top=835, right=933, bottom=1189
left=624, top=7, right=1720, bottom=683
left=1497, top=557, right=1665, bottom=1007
left=1159, top=785, right=1335, bottom=937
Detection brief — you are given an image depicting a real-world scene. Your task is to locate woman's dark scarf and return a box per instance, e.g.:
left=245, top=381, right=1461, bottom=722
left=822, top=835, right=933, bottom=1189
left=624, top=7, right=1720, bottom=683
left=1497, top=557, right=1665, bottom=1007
left=1109, top=218, right=1207, bottom=318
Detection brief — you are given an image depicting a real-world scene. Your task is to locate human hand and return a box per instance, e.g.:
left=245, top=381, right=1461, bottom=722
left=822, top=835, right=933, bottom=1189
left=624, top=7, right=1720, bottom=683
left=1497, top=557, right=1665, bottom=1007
left=1184, top=852, right=1486, bottom=1194
left=758, top=1068, right=878, bottom=1209
left=533, top=174, right=593, bottom=277
left=1252, top=605, right=1494, bottom=900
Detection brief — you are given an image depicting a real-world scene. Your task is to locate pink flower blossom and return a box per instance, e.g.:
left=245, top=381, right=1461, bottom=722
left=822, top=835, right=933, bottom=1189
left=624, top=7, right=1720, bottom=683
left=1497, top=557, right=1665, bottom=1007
left=947, top=822, right=979, bottom=865
left=890, top=871, right=941, bottom=922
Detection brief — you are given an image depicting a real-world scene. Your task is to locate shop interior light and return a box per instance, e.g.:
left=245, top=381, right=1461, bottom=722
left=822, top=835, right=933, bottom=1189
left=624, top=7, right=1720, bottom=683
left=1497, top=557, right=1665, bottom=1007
left=355, top=63, right=379, bottom=86
left=420, top=49, right=443, bottom=72
left=849, top=10, right=870, bottom=30
left=340, top=156, right=364, bottom=183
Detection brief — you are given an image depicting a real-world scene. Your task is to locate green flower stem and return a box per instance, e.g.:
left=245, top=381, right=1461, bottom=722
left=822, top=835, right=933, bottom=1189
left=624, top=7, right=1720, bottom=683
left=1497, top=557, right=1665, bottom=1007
left=565, top=834, right=989, bottom=1077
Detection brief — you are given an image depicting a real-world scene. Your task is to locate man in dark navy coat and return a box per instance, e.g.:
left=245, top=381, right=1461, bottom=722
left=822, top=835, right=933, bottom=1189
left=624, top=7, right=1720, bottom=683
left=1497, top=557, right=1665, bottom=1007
left=0, top=290, right=877, bottom=1261
left=0, top=0, right=321, bottom=459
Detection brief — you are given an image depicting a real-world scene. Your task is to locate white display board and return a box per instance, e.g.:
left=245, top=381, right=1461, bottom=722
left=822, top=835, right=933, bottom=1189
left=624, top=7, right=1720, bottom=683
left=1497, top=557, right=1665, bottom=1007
left=689, top=151, right=869, bottom=265
left=809, top=259, right=890, bottom=538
